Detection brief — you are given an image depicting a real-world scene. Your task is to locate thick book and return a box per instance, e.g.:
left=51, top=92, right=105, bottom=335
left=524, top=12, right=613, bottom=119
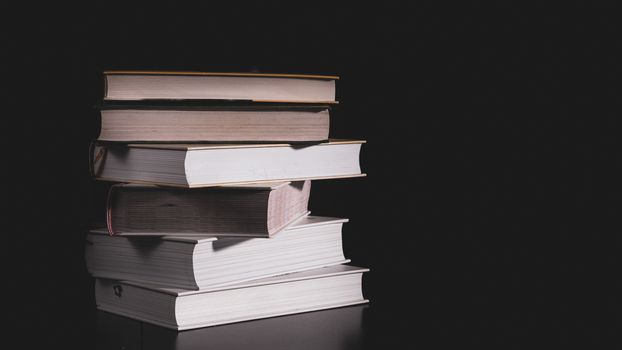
left=97, top=104, right=330, bottom=142
left=95, top=265, right=368, bottom=330
left=105, top=181, right=310, bottom=237
left=86, top=216, right=349, bottom=289
left=96, top=304, right=366, bottom=349
left=103, top=71, right=338, bottom=103
left=91, top=140, right=365, bottom=187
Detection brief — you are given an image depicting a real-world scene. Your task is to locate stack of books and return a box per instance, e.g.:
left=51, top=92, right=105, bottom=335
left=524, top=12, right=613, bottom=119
left=86, top=71, right=368, bottom=331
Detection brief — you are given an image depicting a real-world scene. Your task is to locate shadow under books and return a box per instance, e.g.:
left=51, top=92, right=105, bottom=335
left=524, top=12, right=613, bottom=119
left=125, top=235, right=255, bottom=252
left=95, top=304, right=367, bottom=350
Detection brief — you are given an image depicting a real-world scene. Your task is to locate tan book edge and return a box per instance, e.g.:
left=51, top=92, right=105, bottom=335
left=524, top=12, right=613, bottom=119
left=102, top=98, right=338, bottom=105
left=231, top=100, right=338, bottom=104
left=122, top=139, right=366, bottom=151
left=104, top=71, right=339, bottom=80
left=108, top=181, right=292, bottom=190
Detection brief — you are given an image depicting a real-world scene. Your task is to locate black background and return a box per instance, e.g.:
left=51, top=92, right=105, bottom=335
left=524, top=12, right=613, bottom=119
left=4, top=2, right=620, bottom=348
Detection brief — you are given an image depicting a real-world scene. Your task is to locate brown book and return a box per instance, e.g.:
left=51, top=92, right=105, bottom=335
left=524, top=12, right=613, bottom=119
left=97, top=104, right=330, bottom=142
left=106, top=181, right=310, bottom=237
left=103, top=71, right=338, bottom=103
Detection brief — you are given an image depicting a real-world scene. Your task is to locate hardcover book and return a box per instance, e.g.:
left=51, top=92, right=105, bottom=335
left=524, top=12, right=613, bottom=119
left=95, top=265, right=368, bottom=330
left=86, top=216, right=349, bottom=289
left=106, top=181, right=310, bottom=237
left=91, top=140, right=365, bottom=187
left=103, top=71, right=338, bottom=103
left=97, top=103, right=330, bottom=142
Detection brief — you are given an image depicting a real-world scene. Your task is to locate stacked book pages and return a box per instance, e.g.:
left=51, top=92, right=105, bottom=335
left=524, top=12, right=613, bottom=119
left=86, top=71, right=368, bottom=330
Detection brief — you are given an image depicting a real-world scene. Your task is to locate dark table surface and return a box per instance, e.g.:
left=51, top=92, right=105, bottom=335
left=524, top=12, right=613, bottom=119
left=95, top=305, right=369, bottom=350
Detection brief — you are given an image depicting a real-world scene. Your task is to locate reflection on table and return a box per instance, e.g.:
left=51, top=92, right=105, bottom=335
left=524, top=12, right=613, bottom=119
left=95, top=304, right=367, bottom=350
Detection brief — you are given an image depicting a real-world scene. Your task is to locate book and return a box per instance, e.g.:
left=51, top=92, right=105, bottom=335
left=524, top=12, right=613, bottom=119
left=95, top=304, right=366, bottom=349
left=97, top=104, right=330, bottom=143
left=86, top=216, right=349, bottom=289
left=103, top=71, right=338, bottom=103
left=95, top=265, right=368, bottom=330
left=91, top=140, right=365, bottom=187
left=105, top=181, right=310, bottom=237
